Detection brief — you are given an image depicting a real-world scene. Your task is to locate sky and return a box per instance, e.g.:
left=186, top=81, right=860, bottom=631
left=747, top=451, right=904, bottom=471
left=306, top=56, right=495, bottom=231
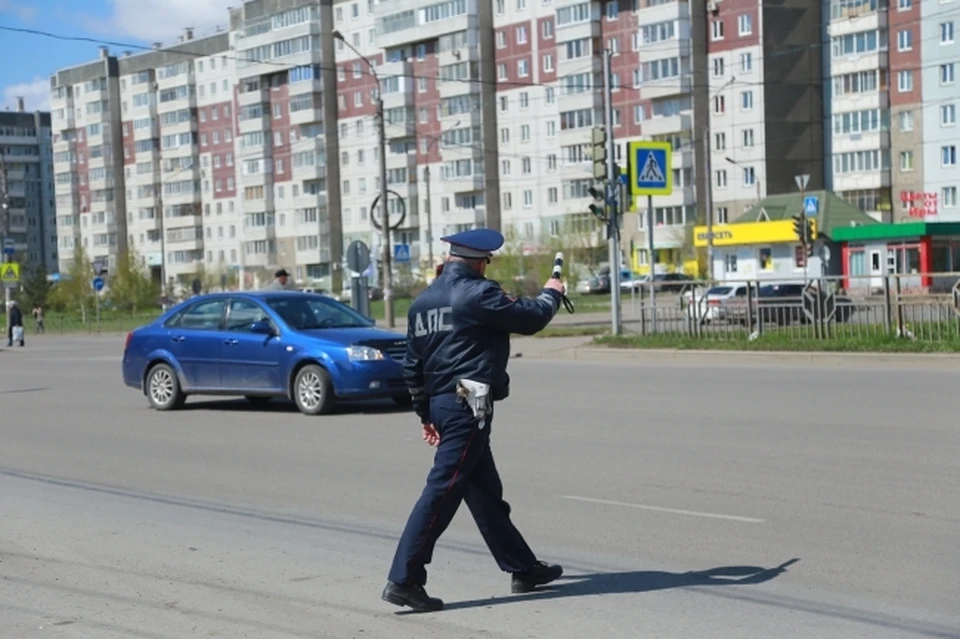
left=0, top=0, right=236, bottom=112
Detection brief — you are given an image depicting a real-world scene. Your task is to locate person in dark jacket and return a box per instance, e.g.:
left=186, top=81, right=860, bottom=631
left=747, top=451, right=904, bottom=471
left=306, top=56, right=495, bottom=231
left=381, top=228, right=566, bottom=613
left=7, top=300, right=24, bottom=347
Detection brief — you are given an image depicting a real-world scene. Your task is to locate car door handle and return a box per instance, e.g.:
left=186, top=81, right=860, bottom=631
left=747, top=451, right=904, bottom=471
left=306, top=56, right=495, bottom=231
left=171, top=336, right=185, bottom=343
left=223, top=339, right=238, bottom=346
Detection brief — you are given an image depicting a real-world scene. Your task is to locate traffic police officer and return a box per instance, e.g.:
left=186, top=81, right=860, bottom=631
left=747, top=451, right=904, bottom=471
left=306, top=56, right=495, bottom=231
left=382, top=228, right=566, bottom=613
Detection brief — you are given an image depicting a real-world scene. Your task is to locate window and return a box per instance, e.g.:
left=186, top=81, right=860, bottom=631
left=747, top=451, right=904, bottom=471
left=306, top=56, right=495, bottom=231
left=942, top=104, right=957, bottom=126
left=794, top=246, right=807, bottom=269
left=738, top=14, right=752, bottom=35
left=897, top=29, right=913, bottom=50
left=899, top=110, right=914, bottom=131
left=941, top=63, right=956, bottom=85
left=742, top=128, right=754, bottom=147
left=712, top=20, right=724, bottom=40
left=743, top=166, right=756, bottom=186
left=759, top=248, right=773, bottom=271
left=724, top=254, right=738, bottom=273
left=170, top=300, right=226, bottom=330
left=943, top=187, right=957, bottom=208
left=740, top=52, right=752, bottom=72
left=740, top=90, right=753, bottom=110
left=713, top=57, right=724, bottom=77
left=941, top=21, right=955, bottom=43
left=226, top=299, right=270, bottom=331
left=942, top=145, right=957, bottom=167
left=898, top=70, right=913, bottom=92
left=900, top=150, right=914, bottom=171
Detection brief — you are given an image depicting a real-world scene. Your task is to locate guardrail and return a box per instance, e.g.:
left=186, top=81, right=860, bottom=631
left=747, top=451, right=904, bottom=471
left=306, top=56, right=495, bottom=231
left=618, top=273, right=960, bottom=342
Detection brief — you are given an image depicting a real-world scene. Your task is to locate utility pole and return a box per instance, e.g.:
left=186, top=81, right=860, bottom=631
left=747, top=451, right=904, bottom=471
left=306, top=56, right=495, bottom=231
left=375, top=88, right=394, bottom=327
left=334, top=30, right=394, bottom=328
left=424, top=165, right=433, bottom=270
left=702, top=128, right=714, bottom=281
left=602, top=48, right=622, bottom=336
left=0, top=150, right=12, bottom=340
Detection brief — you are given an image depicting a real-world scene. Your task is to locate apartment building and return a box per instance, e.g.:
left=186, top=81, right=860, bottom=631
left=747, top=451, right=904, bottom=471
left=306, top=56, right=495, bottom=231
left=50, top=47, right=128, bottom=274
left=229, top=0, right=344, bottom=291
left=369, top=0, right=500, bottom=270
left=0, top=99, right=57, bottom=273
left=706, top=0, right=825, bottom=228
left=824, top=0, right=894, bottom=219
left=919, top=0, right=959, bottom=220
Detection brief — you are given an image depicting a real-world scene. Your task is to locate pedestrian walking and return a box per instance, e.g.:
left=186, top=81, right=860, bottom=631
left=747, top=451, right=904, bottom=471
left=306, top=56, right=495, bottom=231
left=32, top=305, right=44, bottom=333
left=382, top=228, right=566, bottom=613
left=7, top=300, right=24, bottom=347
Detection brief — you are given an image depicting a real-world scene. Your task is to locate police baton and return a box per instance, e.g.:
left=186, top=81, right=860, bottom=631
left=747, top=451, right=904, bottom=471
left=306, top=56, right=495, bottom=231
left=552, top=252, right=575, bottom=314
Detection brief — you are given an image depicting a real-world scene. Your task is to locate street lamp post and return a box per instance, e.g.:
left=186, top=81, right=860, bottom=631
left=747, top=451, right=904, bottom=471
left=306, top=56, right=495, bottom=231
left=333, top=30, right=395, bottom=327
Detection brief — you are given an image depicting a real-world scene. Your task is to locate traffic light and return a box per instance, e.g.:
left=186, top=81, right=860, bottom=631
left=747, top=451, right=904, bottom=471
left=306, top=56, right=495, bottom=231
left=591, top=127, right=607, bottom=180
left=805, top=218, right=816, bottom=257
left=588, top=185, right=608, bottom=222
left=792, top=213, right=806, bottom=242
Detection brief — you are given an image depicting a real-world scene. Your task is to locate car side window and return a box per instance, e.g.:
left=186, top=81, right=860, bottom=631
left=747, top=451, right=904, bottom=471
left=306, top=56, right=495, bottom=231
left=226, top=299, right=269, bottom=332
left=178, top=300, right=227, bottom=330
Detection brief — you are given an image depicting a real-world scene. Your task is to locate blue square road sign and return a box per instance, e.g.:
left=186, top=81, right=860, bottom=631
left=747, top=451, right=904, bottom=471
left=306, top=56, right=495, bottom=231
left=804, top=195, right=819, bottom=215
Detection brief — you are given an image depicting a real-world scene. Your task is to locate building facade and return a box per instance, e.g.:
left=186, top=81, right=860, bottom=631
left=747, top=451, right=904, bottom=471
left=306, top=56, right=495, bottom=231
left=0, top=100, right=57, bottom=274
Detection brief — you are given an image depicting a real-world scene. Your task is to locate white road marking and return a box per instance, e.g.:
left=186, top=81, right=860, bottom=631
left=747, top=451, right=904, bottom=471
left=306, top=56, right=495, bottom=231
left=562, top=495, right=765, bottom=523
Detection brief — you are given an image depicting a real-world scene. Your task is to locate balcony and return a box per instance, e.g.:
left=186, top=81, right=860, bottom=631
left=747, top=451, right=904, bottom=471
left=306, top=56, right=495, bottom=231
left=639, top=75, right=693, bottom=101
left=641, top=113, right=693, bottom=137
left=833, top=169, right=891, bottom=192
left=830, top=129, right=891, bottom=154
left=831, top=51, right=888, bottom=76
left=375, top=0, right=477, bottom=51
left=636, top=0, right=690, bottom=23
left=832, top=89, right=888, bottom=114
left=555, top=19, right=601, bottom=45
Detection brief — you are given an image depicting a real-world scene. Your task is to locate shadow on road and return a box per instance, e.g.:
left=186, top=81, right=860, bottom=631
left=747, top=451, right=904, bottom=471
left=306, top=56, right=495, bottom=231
left=420, top=559, right=800, bottom=613
left=181, top=397, right=413, bottom=416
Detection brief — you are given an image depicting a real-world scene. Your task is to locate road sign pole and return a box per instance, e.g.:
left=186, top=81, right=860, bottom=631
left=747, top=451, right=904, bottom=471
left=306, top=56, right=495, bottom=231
left=602, top=48, right=622, bottom=337
left=646, top=194, right=657, bottom=333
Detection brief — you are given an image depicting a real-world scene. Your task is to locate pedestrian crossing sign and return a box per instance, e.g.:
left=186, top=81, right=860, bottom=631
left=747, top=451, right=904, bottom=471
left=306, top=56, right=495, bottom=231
left=628, top=141, right=673, bottom=196
left=0, top=262, right=20, bottom=286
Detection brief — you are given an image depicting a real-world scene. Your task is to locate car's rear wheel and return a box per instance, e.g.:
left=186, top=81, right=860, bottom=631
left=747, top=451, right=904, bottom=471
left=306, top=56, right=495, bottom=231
left=244, top=395, right=272, bottom=406
left=292, top=364, right=335, bottom=415
left=146, top=362, right=185, bottom=411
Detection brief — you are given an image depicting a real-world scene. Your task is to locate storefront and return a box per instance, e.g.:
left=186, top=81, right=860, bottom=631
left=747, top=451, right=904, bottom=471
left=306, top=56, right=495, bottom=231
left=833, top=222, right=960, bottom=293
left=692, top=219, right=834, bottom=282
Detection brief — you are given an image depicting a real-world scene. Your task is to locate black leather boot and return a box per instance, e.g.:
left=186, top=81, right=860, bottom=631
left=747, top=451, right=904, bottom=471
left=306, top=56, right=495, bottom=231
left=381, top=581, right=444, bottom=612
left=511, top=561, right=564, bottom=593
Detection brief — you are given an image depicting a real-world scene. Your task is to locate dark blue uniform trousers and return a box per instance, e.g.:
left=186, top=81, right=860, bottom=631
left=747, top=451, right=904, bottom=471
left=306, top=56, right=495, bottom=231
left=388, top=393, right=537, bottom=587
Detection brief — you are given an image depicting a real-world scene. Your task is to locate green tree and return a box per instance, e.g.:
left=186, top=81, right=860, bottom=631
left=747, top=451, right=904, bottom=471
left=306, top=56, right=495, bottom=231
left=108, top=247, right=160, bottom=313
left=48, top=245, right=95, bottom=321
left=19, top=264, right=52, bottom=309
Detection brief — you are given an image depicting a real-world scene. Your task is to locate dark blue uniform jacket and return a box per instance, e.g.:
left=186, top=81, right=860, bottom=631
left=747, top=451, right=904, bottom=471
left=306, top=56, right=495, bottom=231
left=402, top=261, right=562, bottom=422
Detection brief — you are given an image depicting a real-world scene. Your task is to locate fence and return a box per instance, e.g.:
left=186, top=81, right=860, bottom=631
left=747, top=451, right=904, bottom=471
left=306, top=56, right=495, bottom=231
left=33, top=313, right=160, bottom=335
left=617, top=272, right=960, bottom=343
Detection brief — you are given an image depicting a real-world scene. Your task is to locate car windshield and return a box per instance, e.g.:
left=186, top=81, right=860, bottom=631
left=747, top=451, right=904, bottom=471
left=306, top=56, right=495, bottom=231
left=707, top=286, right=733, bottom=295
left=265, top=295, right=372, bottom=330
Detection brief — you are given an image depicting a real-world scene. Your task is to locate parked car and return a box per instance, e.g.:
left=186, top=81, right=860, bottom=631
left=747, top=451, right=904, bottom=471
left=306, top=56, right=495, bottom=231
left=122, top=291, right=410, bottom=416
left=726, top=283, right=856, bottom=326
left=686, top=284, right=749, bottom=322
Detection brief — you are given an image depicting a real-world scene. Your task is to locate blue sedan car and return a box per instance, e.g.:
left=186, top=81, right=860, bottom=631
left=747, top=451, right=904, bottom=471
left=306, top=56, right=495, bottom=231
left=122, top=291, right=411, bottom=415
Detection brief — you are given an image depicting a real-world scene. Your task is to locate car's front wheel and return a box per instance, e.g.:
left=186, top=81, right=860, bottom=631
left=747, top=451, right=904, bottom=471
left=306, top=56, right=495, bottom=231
left=292, top=364, right=335, bottom=415
left=146, top=362, right=186, bottom=411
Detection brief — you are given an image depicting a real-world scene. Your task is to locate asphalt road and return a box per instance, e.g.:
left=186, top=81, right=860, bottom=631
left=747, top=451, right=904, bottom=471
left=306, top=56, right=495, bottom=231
left=2, top=336, right=959, bottom=638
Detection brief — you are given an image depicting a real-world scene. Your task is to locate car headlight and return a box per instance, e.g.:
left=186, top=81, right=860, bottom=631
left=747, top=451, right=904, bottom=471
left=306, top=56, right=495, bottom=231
left=346, top=345, right=386, bottom=361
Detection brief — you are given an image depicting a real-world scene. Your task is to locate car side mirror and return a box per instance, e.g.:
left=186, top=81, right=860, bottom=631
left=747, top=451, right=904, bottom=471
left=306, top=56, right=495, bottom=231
left=250, top=320, right=275, bottom=335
